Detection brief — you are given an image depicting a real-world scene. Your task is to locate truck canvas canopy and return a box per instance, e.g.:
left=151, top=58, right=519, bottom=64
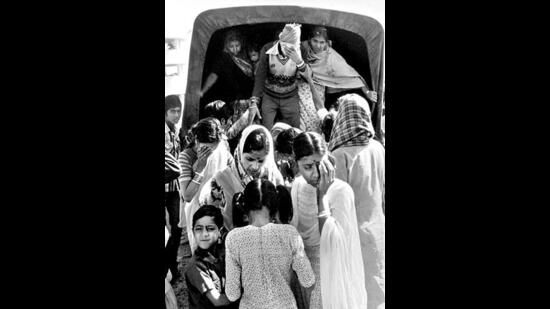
left=181, top=5, right=384, bottom=136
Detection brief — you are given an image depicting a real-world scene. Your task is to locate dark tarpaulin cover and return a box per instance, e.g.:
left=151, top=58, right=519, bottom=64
left=183, top=5, right=384, bottom=135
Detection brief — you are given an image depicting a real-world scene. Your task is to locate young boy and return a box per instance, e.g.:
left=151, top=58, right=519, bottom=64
left=247, top=44, right=260, bottom=74
left=184, top=205, right=238, bottom=309
left=164, top=95, right=183, bottom=282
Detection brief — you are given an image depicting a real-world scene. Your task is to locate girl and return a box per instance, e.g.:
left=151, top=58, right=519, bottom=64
left=202, top=124, right=284, bottom=230
left=225, top=179, right=315, bottom=309
left=247, top=43, right=260, bottom=74
left=178, top=117, right=233, bottom=252
left=199, top=30, right=254, bottom=104
left=290, top=131, right=367, bottom=309
left=329, top=94, right=385, bottom=309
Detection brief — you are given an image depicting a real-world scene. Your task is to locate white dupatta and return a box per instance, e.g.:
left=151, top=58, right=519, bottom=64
left=179, top=141, right=232, bottom=252
left=320, top=179, right=368, bottom=309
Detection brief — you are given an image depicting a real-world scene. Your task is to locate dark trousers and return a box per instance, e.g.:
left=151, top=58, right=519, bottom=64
left=164, top=191, right=182, bottom=277
left=261, top=92, right=300, bottom=130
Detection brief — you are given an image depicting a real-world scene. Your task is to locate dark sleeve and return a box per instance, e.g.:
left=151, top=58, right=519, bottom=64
left=211, top=53, right=226, bottom=76
left=251, top=41, right=274, bottom=98
left=185, top=261, right=217, bottom=294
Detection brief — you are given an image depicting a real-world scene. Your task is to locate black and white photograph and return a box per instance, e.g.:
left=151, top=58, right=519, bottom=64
left=165, top=1, right=385, bottom=308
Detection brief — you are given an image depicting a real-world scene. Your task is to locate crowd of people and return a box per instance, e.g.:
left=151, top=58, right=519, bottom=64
left=165, top=23, right=385, bottom=309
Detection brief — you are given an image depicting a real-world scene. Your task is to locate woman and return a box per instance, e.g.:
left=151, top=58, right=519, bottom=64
left=178, top=117, right=233, bottom=252
left=298, top=27, right=378, bottom=131
left=225, top=178, right=315, bottom=309
left=199, top=30, right=255, bottom=104
left=329, top=94, right=385, bottom=309
left=290, top=131, right=367, bottom=309
left=201, top=124, right=284, bottom=230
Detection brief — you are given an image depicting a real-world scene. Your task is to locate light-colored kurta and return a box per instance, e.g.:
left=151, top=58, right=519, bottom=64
left=332, top=141, right=385, bottom=309
left=225, top=223, right=315, bottom=309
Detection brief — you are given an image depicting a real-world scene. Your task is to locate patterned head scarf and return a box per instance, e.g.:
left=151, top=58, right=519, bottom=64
left=328, top=94, right=375, bottom=152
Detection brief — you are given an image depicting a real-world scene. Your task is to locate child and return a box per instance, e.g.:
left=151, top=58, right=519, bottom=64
left=225, top=179, right=314, bottom=309
left=247, top=44, right=260, bottom=74
left=184, top=205, right=238, bottom=309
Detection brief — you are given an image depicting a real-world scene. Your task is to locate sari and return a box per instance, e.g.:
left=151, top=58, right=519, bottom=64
left=223, top=44, right=254, bottom=79
left=201, top=124, right=284, bottom=230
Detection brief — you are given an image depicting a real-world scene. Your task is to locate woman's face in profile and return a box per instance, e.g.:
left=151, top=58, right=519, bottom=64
left=226, top=40, right=242, bottom=56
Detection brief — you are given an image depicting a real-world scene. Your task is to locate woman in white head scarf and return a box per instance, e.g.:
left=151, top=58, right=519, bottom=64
left=201, top=124, right=284, bottom=231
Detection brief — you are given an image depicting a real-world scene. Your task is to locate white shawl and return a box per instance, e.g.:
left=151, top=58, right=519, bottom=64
left=320, top=179, right=368, bottom=309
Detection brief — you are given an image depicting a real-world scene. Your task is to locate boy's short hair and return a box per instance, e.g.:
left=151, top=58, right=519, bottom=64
left=165, top=95, right=182, bottom=114
left=192, top=205, right=224, bottom=229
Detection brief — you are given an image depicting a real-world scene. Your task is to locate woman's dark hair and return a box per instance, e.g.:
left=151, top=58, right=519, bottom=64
left=309, top=26, right=329, bottom=41
left=233, top=179, right=293, bottom=225
left=192, top=117, right=221, bottom=144
left=321, top=113, right=336, bottom=143
left=192, top=205, right=224, bottom=229
left=232, top=192, right=249, bottom=228
left=293, top=132, right=328, bottom=161
left=243, top=128, right=269, bottom=153
left=204, top=100, right=231, bottom=121
left=275, top=128, right=298, bottom=156
left=224, top=30, right=244, bottom=49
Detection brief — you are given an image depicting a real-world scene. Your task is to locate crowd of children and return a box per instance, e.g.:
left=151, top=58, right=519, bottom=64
left=165, top=23, right=385, bottom=309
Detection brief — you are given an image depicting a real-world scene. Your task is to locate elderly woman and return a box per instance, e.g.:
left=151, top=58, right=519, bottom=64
left=329, top=94, right=385, bottom=309
left=199, top=30, right=255, bottom=104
